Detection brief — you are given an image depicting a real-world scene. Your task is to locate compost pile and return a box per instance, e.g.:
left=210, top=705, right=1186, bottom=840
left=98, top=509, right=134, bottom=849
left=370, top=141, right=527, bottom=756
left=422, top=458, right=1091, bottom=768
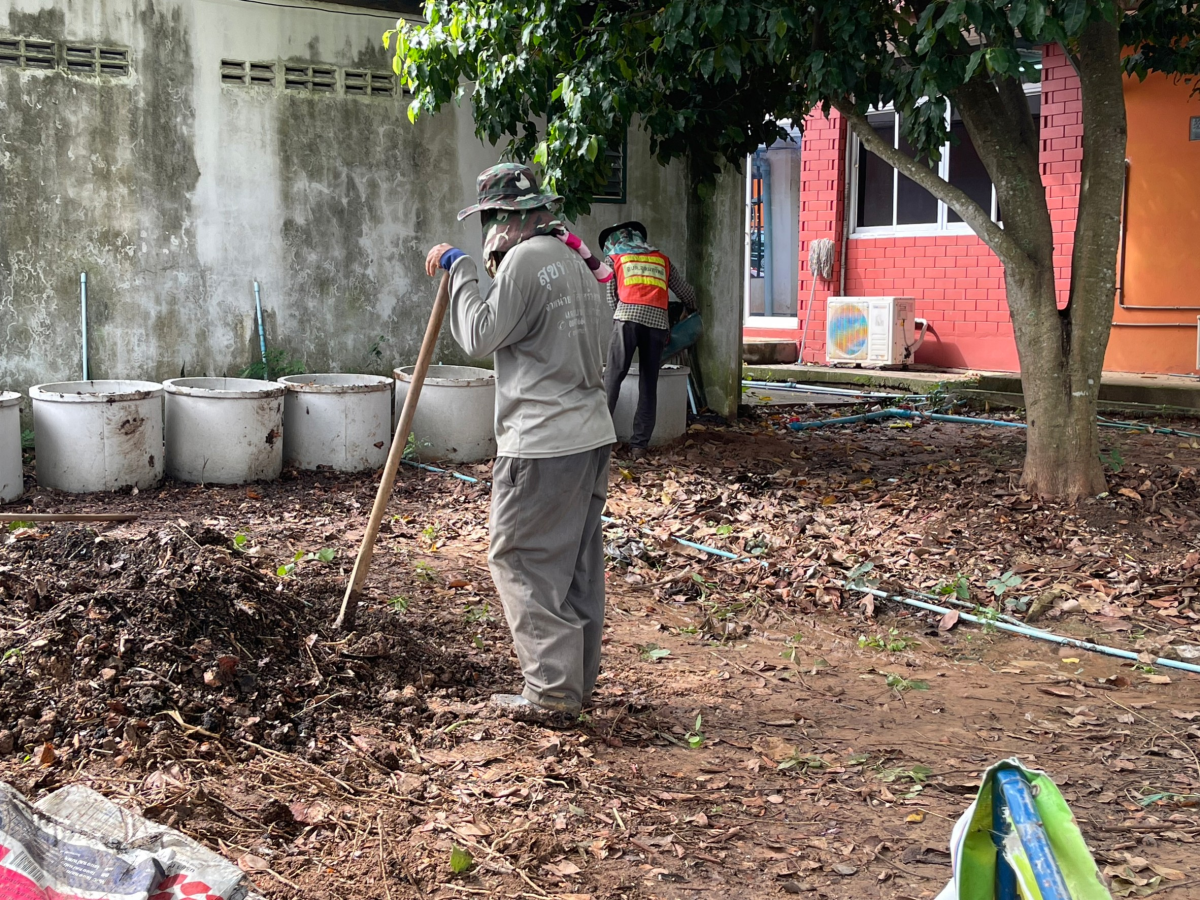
left=0, top=519, right=500, bottom=765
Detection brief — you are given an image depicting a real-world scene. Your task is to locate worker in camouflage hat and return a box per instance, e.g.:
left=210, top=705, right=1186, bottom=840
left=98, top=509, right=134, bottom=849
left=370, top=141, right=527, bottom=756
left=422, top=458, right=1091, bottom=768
left=424, top=163, right=614, bottom=728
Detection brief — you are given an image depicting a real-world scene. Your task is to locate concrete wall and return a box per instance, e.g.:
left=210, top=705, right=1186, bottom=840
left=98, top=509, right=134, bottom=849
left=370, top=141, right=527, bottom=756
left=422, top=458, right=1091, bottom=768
left=687, top=160, right=744, bottom=419
left=0, top=0, right=718, bottom=405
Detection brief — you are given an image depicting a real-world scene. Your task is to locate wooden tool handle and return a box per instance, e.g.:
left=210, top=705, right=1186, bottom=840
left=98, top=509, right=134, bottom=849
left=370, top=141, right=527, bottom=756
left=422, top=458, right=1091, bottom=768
left=334, top=270, right=451, bottom=630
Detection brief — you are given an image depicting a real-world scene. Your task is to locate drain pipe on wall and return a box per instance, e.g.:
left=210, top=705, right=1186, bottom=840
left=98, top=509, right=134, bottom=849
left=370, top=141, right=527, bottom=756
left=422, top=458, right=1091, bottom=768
left=761, top=154, right=774, bottom=316
left=253, top=281, right=269, bottom=380
left=80, top=272, right=89, bottom=381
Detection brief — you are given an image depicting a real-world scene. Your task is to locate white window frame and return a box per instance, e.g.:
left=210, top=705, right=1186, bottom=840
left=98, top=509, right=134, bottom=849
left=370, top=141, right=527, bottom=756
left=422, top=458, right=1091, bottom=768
left=849, top=83, right=1040, bottom=239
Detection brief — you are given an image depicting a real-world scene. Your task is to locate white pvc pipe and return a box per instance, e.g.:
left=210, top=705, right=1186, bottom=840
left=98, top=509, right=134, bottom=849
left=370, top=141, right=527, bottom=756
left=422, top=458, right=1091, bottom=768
left=393, top=365, right=496, bottom=463
left=163, top=377, right=285, bottom=484
left=80, top=273, right=88, bottom=381
left=279, top=374, right=393, bottom=473
left=852, top=584, right=1200, bottom=677
left=29, top=381, right=164, bottom=493
left=0, top=392, right=23, bottom=502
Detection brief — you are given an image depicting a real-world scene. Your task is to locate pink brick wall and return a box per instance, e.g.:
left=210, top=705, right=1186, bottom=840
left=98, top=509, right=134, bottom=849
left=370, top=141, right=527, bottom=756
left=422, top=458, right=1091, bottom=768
left=747, top=44, right=1083, bottom=372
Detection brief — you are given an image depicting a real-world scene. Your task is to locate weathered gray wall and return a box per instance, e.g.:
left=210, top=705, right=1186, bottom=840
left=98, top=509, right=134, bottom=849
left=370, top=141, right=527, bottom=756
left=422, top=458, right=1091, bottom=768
left=0, top=0, right=734, bottom=415
left=687, top=162, right=746, bottom=419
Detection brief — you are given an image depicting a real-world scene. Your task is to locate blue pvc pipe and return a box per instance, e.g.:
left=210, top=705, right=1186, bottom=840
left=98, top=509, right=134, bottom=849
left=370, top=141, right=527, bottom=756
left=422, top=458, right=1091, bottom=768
left=852, top=584, right=1200, bottom=677
left=993, top=771, right=1020, bottom=900
left=994, top=769, right=1072, bottom=900
left=254, top=281, right=268, bottom=380
left=401, top=458, right=481, bottom=484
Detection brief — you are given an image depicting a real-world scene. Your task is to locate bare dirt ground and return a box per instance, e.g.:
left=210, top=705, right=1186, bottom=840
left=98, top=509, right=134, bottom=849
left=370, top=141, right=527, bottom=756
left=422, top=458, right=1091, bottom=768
left=2, top=402, right=1200, bottom=900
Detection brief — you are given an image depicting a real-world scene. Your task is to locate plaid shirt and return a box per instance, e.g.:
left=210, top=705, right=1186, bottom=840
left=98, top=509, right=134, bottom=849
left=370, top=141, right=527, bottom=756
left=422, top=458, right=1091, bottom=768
left=606, top=255, right=697, bottom=331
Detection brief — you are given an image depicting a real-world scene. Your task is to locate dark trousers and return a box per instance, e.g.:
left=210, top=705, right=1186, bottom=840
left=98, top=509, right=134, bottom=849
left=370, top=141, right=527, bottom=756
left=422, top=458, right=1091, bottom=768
left=604, top=320, right=669, bottom=449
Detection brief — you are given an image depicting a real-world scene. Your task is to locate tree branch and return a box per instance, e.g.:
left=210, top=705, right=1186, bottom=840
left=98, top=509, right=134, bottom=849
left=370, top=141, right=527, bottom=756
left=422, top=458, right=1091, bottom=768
left=834, top=100, right=1025, bottom=265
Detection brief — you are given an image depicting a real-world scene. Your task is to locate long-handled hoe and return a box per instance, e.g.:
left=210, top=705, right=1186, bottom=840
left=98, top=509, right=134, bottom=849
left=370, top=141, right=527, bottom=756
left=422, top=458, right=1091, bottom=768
left=333, top=271, right=450, bottom=631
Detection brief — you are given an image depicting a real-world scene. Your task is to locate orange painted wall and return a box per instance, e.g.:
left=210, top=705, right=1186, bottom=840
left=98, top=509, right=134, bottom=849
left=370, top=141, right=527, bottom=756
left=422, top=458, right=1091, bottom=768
left=1105, top=74, right=1200, bottom=374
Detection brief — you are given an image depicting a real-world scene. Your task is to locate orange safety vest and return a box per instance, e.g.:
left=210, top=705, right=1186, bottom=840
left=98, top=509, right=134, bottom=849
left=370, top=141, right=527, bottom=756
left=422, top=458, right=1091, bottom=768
left=612, top=251, right=670, bottom=310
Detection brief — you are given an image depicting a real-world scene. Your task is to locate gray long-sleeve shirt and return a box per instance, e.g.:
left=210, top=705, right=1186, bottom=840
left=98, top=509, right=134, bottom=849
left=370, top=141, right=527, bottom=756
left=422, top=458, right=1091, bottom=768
left=448, top=236, right=616, bottom=459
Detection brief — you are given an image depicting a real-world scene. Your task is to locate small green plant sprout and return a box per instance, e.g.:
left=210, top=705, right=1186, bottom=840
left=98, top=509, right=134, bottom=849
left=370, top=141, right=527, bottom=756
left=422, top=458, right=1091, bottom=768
left=885, top=672, right=929, bottom=693
left=403, top=433, right=433, bottom=461
left=276, top=550, right=303, bottom=579
left=936, top=574, right=971, bottom=602
left=845, top=560, right=880, bottom=591
left=414, top=561, right=437, bottom=582
left=684, top=714, right=705, bottom=749
left=6, top=521, right=34, bottom=532
left=974, top=604, right=1002, bottom=633
left=858, top=628, right=918, bottom=653
left=715, top=523, right=734, bottom=537
left=277, top=548, right=336, bottom=577
left=1003, top=594, right=1031, bottom=614
left=1100, top=447, right=1124, bottom=474
left=421, top=523, right=441, bottom=549
left=877, top=763, right=933, bottom=798
left=232, top=533, right=249, bottom=551
left=472, top=634, right=485, bottom=650
left=777, top=752, right=827, bottom=774
left=20, top=429, right=34, bottom=450
left=2, top=648, right=22, bottom=662
left=449, top=845, right=473, bottom=874
left=388, top=595, right=411, bottom=612
left=368, top=334, right=389, bottom=366
left=464, top=602, right=495, bottom=625
left=780, top=633, right=803, bottom=663
left=639, top=644, right=672, bottom=663
left=987, top=570, right=1022, bottom=598
left=240, top=348, right=305, bottom=380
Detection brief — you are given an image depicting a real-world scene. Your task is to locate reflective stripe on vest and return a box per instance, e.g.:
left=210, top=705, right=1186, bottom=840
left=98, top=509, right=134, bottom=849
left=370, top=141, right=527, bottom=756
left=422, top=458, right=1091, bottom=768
left=613, top=251, right=670, bottom=310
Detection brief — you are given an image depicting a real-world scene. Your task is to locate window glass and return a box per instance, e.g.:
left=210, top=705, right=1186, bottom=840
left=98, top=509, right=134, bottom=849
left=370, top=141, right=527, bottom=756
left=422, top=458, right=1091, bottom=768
left=947, top=109, right=992, bottom=223
left=895, top=115, right=939, bottom=225
left=856, top=113, right=895, bottom=227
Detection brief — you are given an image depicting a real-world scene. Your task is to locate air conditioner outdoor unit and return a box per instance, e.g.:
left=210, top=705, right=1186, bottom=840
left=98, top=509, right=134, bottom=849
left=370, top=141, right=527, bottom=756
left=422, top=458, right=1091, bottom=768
left=825, top=297, right=925, bottom=367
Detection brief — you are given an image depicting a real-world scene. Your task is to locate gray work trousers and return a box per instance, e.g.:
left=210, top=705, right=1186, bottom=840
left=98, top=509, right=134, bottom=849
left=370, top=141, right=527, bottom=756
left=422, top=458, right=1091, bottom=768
left=488, top=446, right=610, bottom=713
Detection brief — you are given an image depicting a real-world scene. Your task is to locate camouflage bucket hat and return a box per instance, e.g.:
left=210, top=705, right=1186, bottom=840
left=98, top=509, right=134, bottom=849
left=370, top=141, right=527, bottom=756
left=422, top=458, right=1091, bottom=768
left=457, top=162, right=564, bottom=221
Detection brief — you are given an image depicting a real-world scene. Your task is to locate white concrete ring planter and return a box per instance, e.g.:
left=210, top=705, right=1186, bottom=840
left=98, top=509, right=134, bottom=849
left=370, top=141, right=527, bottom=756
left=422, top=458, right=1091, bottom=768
left=393, top=365, right=497, bottom=463
left=0, top=392, right=24, bottom=502
left=611, top=364, right=690, bottom=447
left=163, top=378, right=285, bottom=484
left=28, top=381, right=164, bottom=493
left=279, top=374, right=393, bottom=473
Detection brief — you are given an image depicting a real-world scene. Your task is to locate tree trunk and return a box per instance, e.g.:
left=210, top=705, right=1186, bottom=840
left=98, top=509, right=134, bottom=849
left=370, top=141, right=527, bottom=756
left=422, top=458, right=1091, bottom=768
left=1005, top=261, right=1108, bottom=499
left=1013, top=21, right=1126, bottom=501
left=840, top=20, right=1127, bottom=501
